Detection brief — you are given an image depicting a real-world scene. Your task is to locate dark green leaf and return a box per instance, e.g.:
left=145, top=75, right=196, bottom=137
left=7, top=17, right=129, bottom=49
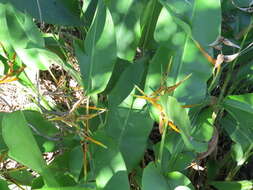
left=106, top=108, right=153, bottom=170
left=76, top=0, right=117, bottom=95
left=0, top=0, right=83, bottom=26
left=0, top=179, right=10, bottom=190
left=2, top=111, right=58, bottom=187
left=142, top=162, right=169, bottom=190
left=108, top=0, right=147, bottom=61
left=210, top=180, right=253, bottom=190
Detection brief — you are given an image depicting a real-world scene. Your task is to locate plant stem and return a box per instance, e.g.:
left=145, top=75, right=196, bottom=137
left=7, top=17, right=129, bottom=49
left=158, top=123, right=168, bottom=165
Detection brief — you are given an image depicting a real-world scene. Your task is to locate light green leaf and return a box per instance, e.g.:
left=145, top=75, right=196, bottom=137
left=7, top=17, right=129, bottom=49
left=2, top=3, right=44, bottom=49
left=210, top=180, right=253, bottom=190
left=144, top=46, right=171, bottom=95
left=139, top=0, right=162, bottom=49
left=142, top=162, right=169, bottom=190
left=82, top=0, right=92, bottom=13
left=156, top=0, right=221, bottom=104
left=90, top=130, right=130, bottom=189
left=222, top=94, right=253, bottom=153
left=106, top=108, right=153, bottom=170
left=108, top=57, right=148, bottom=106
left=0, top=0, right=83, bottom=26
left=108, top=0, right=147, bottom=61
left=77, top=0, right=117, bottom=95
left=104, top=171, right=130, bottom=190
left=2, top=111, right=58, bottom=187
left=167, top=171, right=194, bottom=190
left=35, top=188, right=94, bottom=190
left=162, top=96, right=208, bottom=152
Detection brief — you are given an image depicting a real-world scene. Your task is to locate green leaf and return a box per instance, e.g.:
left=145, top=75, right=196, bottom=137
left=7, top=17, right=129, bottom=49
left=9, top=169, right=34, bottom=186
left=142, top=162, right=169, bottom=190
left=139, top=0, right=162, bottom=50
left=0, top=0, right=83, bottom=26
left=108, top=0, right=147, bottom=61
left=90, top=130, right=130, bottom=189
left=192, top=108, right=214, bottom=142
left=222, top=115, right=253, bottom=155
left=108, top=57, right=148, bottom=106
left=144, top=46, right=171, bottom=95
left=210, top=180, right=253, bottom=190
left=2, top=111, right=58, bottom=187
left=35, top=187, right=94, bottom=190
left=0, top=112, right=7, bottom=151
left=68, top=146, right=83, bottom=181
left=167, top=171, right=194, bottom=190
left=156, top=0, right=221, bottom=104
left=163, top=96, right=208, bottom=152
left=104, top=171, right=130, bottom=190
left=82, top=0, right=92, bottom=14
left=23, top=111, right=58, bottom=136
left=76, top=0, right=117, bottom=95
left=0, top=179, right=10, bottom=190
left=222, top=94, right=253, bottom=153
left=1, top=3, right=44, bottom=49
left=106, top=108, right=153, bottom=170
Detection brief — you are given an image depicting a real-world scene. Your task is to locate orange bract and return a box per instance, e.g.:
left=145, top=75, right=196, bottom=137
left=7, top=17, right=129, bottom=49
left=134, top=75, right=191, bottom=133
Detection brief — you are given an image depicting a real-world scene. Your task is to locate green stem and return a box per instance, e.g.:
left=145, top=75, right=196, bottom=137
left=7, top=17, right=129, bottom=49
left=158, top=123, right=168, bottom=165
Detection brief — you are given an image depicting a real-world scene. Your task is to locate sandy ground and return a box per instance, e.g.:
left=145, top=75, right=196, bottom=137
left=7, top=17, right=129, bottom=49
left=0, top=82, right=34, bottom=112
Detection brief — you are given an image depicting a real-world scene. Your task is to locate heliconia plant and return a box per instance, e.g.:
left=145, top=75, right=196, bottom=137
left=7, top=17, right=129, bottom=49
left=0, top=0, right=253, bottom=190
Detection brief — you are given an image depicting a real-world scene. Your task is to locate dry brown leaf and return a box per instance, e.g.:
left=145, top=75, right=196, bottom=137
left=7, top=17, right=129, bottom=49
left=214, top=54, right=224, bottom=68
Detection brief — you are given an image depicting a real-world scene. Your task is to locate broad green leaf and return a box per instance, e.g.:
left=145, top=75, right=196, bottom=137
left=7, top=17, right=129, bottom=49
left=16, top=48, right=61, bottom=70
left=108, top=57, right=148, bottom=106
left=2, top=3, right=44, bottom=49
left=0, top=112, right=7, bottom=151
left=222, top=115, right=253, bottom=155
left=82, top=0, right=92, bottom=13
left=167, top=171, right=194, bottom=190
left=69, top=146, right=83, bottom=182
left=210, top=180, right=253, bottom=190
left=144, top=46, right=171, bottom=95
left=0, top=0, right=83, bottom=26
left=104, top=171, right=130, bottom=190
left=9, top=169, right=34, bottom=186
left=23, top=111, right=58, bottom=136
left=102, top=58, right=131, bottom=95
left=36, top=188, right=94, bottom=190
left=156, top=0, right=221, bottom=104
left=231, top=143, right=244, bottom=164
left=0, top=179, right=10, bottom=190
left=90, top=130, right=130, bottom=189
left=0, top=3, right=82, bottom=84
left=105, top=108, right=153, bottom=170
left=139, top=0, right=162, bottom=49
left=222, top=94, right=253, bottom=153
left=142, top=162, right=169, bottom=190
left=163, top=96, right=208, bottom=152
left=108, top=0, right=147, bottom=61
left=191, top=108, right=214, bottom=142
left=77, top=0, right=117, bottom=95
left=2, top=111, right=58, bottom=187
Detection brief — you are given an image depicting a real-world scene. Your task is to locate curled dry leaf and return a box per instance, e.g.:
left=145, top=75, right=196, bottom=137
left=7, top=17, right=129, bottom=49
left=209, top=36, right=224, bottom=50
left=209, top=36, right=240, bottom=50
left=214, top=54, right=224, bottom=68
left=223, top=53, right=240, bottom=62
left=232, top=0, right=253, bottom=13
left=223, top=38, right=240, bottom=49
